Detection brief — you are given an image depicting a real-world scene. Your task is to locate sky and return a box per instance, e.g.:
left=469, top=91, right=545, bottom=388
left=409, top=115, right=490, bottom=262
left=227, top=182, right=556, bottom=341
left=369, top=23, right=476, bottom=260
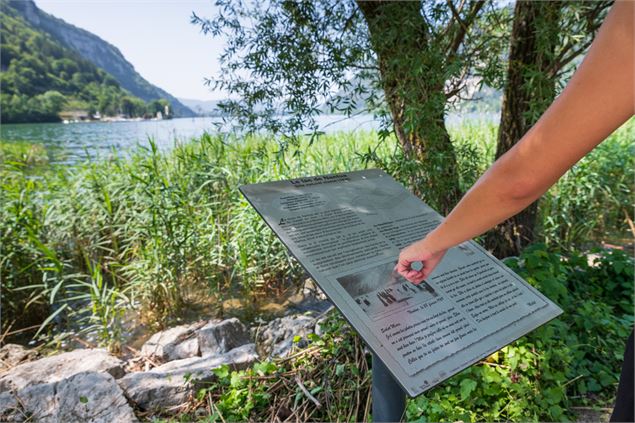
left=37, top=0, right=227, bottom=101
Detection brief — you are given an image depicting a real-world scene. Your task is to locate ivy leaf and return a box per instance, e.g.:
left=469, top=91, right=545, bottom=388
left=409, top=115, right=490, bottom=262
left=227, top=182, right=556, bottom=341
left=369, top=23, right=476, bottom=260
left=548, top=405, right=563, bottom=420
left=586, top=379, right=601, bottom=392
left=459, top=378, right=477, bottom=400
left=543, top=386, right=562, bottom=404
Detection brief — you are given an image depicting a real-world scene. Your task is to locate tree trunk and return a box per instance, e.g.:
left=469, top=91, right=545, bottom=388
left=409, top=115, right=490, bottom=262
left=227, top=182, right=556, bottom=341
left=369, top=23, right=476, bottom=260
left=357, top=1, right=461, bottom=215
left=485, top=1, right=560, bottom=257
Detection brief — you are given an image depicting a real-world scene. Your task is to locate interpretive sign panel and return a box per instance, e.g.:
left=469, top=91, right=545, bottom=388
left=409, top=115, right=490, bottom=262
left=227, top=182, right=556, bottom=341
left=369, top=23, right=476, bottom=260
left=240, top=169, right=562, bottom=397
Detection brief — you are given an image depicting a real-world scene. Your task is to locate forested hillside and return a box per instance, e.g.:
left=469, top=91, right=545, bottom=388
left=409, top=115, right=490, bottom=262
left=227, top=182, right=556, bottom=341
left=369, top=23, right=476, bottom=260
left=9, top=0, right=195, bottom=118
left=0, top=2, right=160, bottom=123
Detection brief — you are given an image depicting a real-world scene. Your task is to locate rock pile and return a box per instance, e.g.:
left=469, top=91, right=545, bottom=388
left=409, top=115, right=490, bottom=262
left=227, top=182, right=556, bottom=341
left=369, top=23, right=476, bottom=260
left=0, top=302, right=332, bottom=421
left=256, top=314, right=319, bottom=357
left=0, top=349, right=134, bottom=422
left=123, top=318, right=257, bottom=412
left=120, top=343, right=258, bottom=412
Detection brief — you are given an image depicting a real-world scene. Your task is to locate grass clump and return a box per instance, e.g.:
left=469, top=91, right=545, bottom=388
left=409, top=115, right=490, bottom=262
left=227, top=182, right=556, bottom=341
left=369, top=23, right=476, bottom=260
left=0, top=141, right=49, bottom=166
left=539, top=121, right=635, bottom=248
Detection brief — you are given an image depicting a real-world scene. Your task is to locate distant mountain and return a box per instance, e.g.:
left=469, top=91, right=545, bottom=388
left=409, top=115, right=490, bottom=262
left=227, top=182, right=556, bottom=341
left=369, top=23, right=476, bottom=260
left=178, top=98, right=225, bottom=117
left=9, top=0, right=195, bottom=117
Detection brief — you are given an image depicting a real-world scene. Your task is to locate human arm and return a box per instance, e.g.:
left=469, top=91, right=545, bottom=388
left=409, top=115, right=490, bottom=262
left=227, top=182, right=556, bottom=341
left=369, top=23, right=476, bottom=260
left=397, top=0, right=635, bottom=283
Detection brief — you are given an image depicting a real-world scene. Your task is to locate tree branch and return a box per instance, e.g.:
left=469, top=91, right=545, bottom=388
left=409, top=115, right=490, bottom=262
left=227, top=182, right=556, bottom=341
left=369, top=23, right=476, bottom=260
left=341, top=8, right=358, bottom=33
left=447, top=0, right=468, bottom=33
left=549, top=1, right=610, bottom=77
left=549, top=42, right=592, bottom=78
left=446, top=0, right=485, bottom=58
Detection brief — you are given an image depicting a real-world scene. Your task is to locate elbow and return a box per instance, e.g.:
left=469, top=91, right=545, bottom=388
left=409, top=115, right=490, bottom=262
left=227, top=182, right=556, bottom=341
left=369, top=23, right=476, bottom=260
left=479, top=144, right=551, bottom=207
left=489, top=146, right=547, bottom=204
left=502, top=174, right=544, bottom=204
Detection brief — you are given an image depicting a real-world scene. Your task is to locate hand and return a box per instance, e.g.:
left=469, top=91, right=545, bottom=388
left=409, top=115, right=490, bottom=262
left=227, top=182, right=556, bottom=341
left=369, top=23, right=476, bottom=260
left=395, top=238, right=447, bottom=284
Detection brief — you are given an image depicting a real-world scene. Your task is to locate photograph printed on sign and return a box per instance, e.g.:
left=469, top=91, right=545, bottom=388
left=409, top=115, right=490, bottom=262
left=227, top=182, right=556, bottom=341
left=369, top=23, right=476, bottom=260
left=336, top=261, right=438, bottom=321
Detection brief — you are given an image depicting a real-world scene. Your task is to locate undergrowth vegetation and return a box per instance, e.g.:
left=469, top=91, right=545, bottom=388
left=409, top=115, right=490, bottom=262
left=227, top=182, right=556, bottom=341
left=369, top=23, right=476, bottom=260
left=163, top=246, right=632, bottom=422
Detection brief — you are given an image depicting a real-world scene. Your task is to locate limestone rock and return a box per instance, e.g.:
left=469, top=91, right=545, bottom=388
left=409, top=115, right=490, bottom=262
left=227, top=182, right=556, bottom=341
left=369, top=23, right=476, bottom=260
left=0, top=344, right=37, bottom=373
left=284, top=279, right=332, bottom=315
left=0, top=371, right=136, bottom=423
left=197, top=318, right=251, bottom=357
left=257, top=314, right=317, bottom=358
left=0, top=348, right=125, bottom=392
left=140, top=323, right=202, bottom=361
left=119, top=343, right=258, bottom=412
left=0, top=392, right=19, bottom=421
left=302, top=278, right=328, bottom=302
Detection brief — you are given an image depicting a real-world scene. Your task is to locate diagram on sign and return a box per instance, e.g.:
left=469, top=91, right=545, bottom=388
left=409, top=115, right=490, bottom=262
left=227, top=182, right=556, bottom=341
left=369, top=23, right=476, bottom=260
left=336, top=261, right=439, bottom=321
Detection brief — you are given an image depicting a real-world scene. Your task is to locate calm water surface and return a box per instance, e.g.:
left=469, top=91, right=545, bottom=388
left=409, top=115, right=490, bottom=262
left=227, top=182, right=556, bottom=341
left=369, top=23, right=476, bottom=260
left=1, top=113, right=496, bottom=164
left=0, top=115, right=382, bottom=164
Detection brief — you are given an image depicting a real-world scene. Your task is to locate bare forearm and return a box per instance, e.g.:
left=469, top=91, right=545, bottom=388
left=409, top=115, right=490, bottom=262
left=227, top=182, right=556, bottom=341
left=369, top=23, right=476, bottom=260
left=424, top=151, right=545, bottom=253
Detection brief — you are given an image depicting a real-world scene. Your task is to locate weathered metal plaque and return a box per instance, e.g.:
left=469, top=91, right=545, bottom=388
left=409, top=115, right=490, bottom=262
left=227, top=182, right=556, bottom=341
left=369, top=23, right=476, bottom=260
left=240, top=169, right=562, bottom=397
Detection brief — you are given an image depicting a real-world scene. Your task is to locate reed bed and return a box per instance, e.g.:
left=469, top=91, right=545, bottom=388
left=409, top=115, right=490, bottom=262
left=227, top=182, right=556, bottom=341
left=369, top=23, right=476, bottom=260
left=1, top=120, right=632, bottom=349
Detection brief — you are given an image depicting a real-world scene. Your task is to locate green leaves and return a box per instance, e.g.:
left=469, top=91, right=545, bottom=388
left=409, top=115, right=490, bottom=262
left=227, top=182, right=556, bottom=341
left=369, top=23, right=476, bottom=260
left=335, top=364, right=345, bottom=377
left=213, top=364, right=231, bottom=379
left=543, top=386, right=563, bottom=405
left=459, top=378, right=477, bottom=400
left=404, top=243, right=633, bottom=422
left=253, top=361, right=277, bottom=376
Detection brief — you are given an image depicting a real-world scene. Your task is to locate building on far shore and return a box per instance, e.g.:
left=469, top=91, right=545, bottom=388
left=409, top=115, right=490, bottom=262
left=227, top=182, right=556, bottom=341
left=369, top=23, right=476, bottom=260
left=59, top=110, right=91, bottom=122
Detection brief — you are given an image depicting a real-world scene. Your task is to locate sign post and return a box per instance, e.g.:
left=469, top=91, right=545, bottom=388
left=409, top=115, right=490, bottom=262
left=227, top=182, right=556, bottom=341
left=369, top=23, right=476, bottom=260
left=372, top=352, right=406, bottom=422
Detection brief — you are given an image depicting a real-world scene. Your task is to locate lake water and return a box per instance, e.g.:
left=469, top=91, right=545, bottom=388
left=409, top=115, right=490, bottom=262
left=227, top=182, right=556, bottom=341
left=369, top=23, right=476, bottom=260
left=1, top=113, right=497, bottom=164
left=0, top=115, right=383, bottom=164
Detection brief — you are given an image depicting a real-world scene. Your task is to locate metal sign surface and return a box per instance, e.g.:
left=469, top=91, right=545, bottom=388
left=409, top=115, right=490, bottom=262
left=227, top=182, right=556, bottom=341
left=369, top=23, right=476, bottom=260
left=240, top=169, right=562, bottom=397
